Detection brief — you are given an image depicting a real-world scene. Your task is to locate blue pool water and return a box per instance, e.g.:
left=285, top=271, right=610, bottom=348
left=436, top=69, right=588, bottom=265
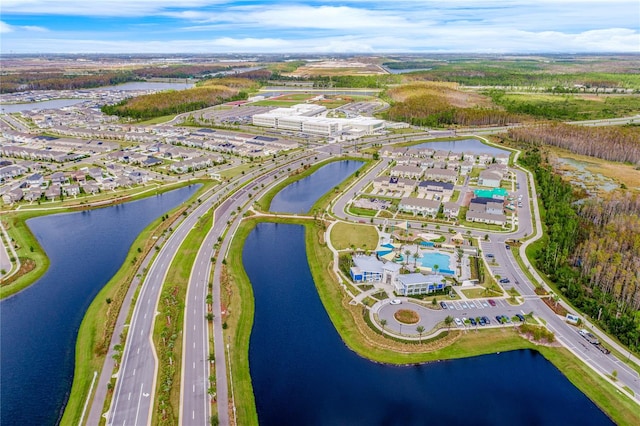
left=420, top=251, right=451, bottom=270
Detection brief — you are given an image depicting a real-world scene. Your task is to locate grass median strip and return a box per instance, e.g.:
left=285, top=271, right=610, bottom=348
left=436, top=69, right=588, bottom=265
left=60, top=182, right=212, bottom=425
left=152, top=210, right=213, bottom=426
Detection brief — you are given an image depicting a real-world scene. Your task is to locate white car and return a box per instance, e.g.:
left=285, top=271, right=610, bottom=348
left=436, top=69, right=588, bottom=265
left=454, top=317, right=463, bottom=327
left=390, top=299, right=402, bottom=305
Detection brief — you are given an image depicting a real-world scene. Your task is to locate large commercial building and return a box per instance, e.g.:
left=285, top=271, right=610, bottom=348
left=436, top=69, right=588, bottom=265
left=252, top=104, right=386, bottom=137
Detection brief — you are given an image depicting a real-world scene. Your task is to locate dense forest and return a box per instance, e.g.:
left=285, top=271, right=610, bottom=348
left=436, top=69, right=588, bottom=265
left=0, top=71, right=138, bottom=93
left=101, top=85, right=246, bottom=120
left=384, top=82, right=522, bottom=127
left=518, top=149, right=639, bottom=352
left=509, top=123, right=640, bottom=165
left=313, top=75, right=401, bottom=88
left=132, top=65, right=230, bottom=79
left=405, top=65, right=640, bottom=91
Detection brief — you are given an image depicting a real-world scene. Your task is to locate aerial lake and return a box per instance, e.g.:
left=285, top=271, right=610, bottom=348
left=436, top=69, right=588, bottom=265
left=413, top=138, right=510, bottom=156
left=269, top=160, right=363, bottom=214
left=243, top=222, right=613, bottom=425
left=0, top=185, right=199, bottom=426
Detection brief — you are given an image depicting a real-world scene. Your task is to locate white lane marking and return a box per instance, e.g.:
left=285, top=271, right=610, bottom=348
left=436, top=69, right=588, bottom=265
left=128, top=392, right=131, bottom=401
left=133, top=369, right=136, bottom=376
left=134, top=382, right=144, bottom=426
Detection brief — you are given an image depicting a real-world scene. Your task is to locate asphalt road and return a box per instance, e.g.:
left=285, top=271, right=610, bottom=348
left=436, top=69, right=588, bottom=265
left=331, top=149, right=640, bottom=403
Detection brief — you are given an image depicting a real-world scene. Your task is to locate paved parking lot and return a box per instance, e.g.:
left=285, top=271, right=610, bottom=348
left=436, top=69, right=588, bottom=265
left=376, top=297, right=528, bottom=336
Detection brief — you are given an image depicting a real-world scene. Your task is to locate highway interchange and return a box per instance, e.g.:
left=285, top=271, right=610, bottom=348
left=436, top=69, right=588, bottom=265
left=97, top=121, right=640, bottom=425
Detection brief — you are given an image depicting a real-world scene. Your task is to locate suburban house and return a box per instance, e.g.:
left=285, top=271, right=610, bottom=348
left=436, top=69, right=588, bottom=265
left=390, top=165, right=423, bottom=179
left=466, top=210, right=506, bottom=226
left=478, top=169, right=503, bottom=188
left=469, top=197, right=504, bottom=215
left=495, top=153, right=510, bottom=165
left=2, top=188, right=24, bottom=204
left=459, top=161, right=474, bottom=175
left=443, top=201, right=460, bottom=218
left=373, top=176, right=417, bottom=193
left=399, top=197, right=441, bottom=217
left=424, top=168, right=457, bottom=183
left=394, top=273, right=447, bottom=296
left=417, top=180, right=454, bottom=199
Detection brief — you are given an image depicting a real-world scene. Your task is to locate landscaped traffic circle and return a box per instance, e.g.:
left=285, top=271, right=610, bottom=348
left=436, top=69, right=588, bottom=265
left=394, top=309, right=420, bottom=324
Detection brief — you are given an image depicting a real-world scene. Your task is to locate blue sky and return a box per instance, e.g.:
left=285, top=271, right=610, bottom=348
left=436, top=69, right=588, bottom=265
left=1, top=1, right=639, bottom=53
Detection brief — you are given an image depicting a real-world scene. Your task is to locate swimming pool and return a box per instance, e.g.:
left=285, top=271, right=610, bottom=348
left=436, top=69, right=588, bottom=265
left=420, top=251, right=451, bottom=270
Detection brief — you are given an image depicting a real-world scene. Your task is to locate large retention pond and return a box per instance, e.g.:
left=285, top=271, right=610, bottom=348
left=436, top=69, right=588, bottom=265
left=243, top=223, right=612, bottom=425
left=270, top=160, right=363, bottom=214
left=0, top=185, right=198, bottom=426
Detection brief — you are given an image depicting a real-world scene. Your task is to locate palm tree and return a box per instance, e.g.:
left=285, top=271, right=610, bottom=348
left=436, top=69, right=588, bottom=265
left=404, top=249, right=411, bottom=266
left=412, top=252, right=420, bottom=268
left=380, top=318, right=387, bottom=331
left=433, top=264, right=439, bottom=274
left=416, top=325, right=425, bottom=343
left=444, top=315, right=454, bottom=330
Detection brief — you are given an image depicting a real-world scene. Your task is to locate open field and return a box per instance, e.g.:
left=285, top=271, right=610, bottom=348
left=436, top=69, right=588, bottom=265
left=329, top=222, right=378, bottom=251
left=489, top=91, right=640, bottom=120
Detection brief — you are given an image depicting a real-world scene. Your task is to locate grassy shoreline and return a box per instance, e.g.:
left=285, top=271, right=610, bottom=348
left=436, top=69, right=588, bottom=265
left=57, top=181, right=213, bottom=425
left=225, top=216, right=639, bottom=426
left=0, top=181, right=202, bottom=300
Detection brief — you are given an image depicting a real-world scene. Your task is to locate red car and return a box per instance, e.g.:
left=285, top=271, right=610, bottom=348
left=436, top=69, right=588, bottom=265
left=488, top=299, right=496, bottom=307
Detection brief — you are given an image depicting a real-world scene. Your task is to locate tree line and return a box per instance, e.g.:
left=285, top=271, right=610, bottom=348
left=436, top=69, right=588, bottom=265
left=0, top=71, right=139, bottom=93
left=384, top=83, right=522, bottom=127
left=509, top=123, right=640, bottom=165
left=518, top=148, right=639, bottom=352
left=101, top=86, right=246, bottom=120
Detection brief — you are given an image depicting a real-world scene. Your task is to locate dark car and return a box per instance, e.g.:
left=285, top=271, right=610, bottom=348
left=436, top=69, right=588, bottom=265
left=440, top=301, right=448, bottom=309
left=482, top=316, right=490, bottom=325
left=478, top=317, right=486, bottom=326
left=469, top=317, right=477, bottom=326
left=515, top=314, right=525, bottom=322
left=488, top=299, right=496, bottom=307
left=499, top=278, right=510, bottom=284
left=495, top=315, right=504, bottom=323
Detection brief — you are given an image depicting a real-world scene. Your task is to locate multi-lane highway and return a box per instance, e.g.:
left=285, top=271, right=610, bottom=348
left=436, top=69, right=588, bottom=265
left=102, top=126, right=639, bottom=426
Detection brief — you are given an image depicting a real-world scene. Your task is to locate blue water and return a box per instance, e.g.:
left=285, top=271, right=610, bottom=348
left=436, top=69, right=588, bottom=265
left=413, top=138, right=509, bottom=156
left=0, top=99, right=86, bottom=113
left=244, top=223, right=613, bottom=425
left=269, top=160, right=363, bottom=214
left=0, top=185, right=199, bottom=426
left=420, top=251, right=451, bottom=270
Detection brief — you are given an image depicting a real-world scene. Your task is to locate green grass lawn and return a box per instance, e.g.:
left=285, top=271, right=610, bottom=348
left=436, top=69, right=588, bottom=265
left=330, top=221, right=379, bottom=251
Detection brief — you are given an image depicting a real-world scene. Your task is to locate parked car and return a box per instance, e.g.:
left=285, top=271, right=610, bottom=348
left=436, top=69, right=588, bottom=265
left=478, top=317, right=486, bottom=326
left=390, top=299, right=402, bottom=305
left=495, top=315, right=503, bottom=323
left=454, top=317, right=463, bottom=327
left=488, top=299, right=496, bottom=307
left=440, top=301, right=448, bottom=309
left=515, top=314, right=525, bottom=322
left=482, top=316, right=491, bottom=325
left=469, top=317, right=477, bottom=326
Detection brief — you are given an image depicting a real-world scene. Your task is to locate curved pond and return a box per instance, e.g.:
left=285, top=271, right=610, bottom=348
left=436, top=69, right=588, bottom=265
left=270, top=160, right=363, bottom=214
left=0, top=185, right=199, bottom=426
left=0, top=99, right=87, bottom=113
left=413, top=138, right=510, bottom=156
left=244, top=223, right=613, bottom=425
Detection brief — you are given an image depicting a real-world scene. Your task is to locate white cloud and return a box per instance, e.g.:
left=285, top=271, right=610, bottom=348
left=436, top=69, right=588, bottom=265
left=1, top=0, right=225, bottom=17
left=0, top=21, right=14, bottom=33
left=0, top=19, right=48, bottom=33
